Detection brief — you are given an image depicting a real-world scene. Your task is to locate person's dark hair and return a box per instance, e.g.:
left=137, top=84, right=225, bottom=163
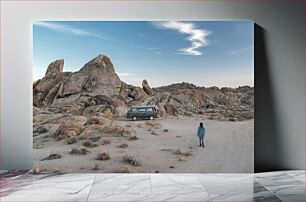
left=200, top=122, right=203, bottom=127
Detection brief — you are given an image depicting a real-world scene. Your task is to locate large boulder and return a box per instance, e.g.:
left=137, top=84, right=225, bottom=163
left=54, top=116, right=87, bottom=138
left=62, top=54, right=121, bottom=97
left=129, top=87, right=147, bottom=101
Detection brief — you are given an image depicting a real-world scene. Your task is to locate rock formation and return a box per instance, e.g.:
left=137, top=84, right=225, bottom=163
left=33, top=54, right=254, bottom=138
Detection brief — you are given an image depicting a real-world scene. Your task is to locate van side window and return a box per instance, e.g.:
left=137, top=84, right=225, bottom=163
left=138, top=108, right=146, bottom=112
left=147, top=108, right=153, bottom=112
left=131, top=108, right=138, bottom=112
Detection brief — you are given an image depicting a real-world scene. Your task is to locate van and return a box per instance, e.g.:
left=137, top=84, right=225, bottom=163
left=127, top=106, right=158, bottom=121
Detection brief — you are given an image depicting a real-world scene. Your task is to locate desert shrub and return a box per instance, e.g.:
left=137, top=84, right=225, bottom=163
left=169, top=165, right=175, bottom=169
left=122, top=154, right=141, bottom=166
left=163, top=129, right=169, bottom=132
left=119, top=143, right=128, bottom=148
left=96, top=151, right=110, bottom=160
left=83, top=140, right=97, bottom=148
left=102, top=139, right=111, bottom=145
left=67, top=137, right=77, bottom=144
left=35, top=127, right=48, bottom=134
left=69, top=147, right=90, bottom=155
left=89, top=136, right=101, bottom=142
left=173, top=149, right=192, bottom=157
left=228, top=118, right=236, bottom=122
left=128, top=136, right=138, bottom=141
left=42, top=153, right=62, bottom=161
left=151, top=131, right=159, bottom=135
left=78, top=136, right=86, bottom=141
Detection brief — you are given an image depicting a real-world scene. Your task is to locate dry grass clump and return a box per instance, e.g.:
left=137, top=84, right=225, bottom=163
left=42, top=153, right=62, bottom=161
left=119, top=143, right=128, bottom=148
left=137, top=123, right=145, bottom=128
left=173, top=149, right=192, bottom=157
left=69, top=147, right=90, bottom=155
left=96, top=151, right=110, bottom=160
left=67, top=137, right=77, bottom=144
left=128, top=136, right=138, bottom=141
left=83, top=140, right=98, bottom=148
left=161, top=148, right=173, bottom=152
left=122, top=154, right=141, bottom=166
left=33, top=167, right=48, bottom=174
left=117, top=165, right=130, bottom=173
left=92, top=164, right=99, bottom=171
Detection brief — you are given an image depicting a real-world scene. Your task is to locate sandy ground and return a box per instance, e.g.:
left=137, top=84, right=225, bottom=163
left=33, top=116, right=254, bottom=173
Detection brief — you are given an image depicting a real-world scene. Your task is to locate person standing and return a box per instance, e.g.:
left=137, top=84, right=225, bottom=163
left=197, top=122, right=205, bottom=147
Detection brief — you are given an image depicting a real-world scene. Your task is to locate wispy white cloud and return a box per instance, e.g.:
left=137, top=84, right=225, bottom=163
left=153, top=21, right=211, bottom=56
left=228, top=46, right=254, bottom=55
left=34, top=22, right=114, bottom=41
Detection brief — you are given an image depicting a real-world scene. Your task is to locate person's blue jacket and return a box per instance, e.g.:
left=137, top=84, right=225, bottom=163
left=197, top=127, right=205, bottom=138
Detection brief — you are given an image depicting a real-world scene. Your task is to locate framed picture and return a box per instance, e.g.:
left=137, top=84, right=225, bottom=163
left=33, top=21, right=254, bottom=173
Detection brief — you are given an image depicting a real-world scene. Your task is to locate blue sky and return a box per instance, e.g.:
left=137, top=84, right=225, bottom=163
left=33, top=21, right=254, bottom=87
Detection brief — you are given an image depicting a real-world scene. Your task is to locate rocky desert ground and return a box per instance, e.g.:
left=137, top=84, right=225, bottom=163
left=33, top=54, right=254, bottom=173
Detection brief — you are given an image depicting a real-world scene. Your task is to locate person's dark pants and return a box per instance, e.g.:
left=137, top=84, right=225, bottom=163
left=199, top=136, right=204, bottom=146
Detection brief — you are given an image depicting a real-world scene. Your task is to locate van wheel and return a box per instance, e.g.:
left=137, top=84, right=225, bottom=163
left=149, top=116, right=154, bottom=120
left=132, top=117, right=137, bottom=121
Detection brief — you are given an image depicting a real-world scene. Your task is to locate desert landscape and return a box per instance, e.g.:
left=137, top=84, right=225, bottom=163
left=33, top=54, right=254, bottom=173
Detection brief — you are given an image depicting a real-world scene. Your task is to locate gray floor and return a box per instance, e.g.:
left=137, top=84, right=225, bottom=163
left=0, top=170, right=305, bottom=201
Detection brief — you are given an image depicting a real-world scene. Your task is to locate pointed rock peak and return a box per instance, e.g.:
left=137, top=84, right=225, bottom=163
left=45, top=59, right=64, bottom=76
left=142, top=79, right=155, bottom=96
left=84, top=54, right=115, bottom=72
left=142, top=79, right=149, bottom=86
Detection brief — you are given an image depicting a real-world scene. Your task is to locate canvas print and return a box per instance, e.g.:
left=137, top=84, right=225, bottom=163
left=33, top=21, right=254, bottom=173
